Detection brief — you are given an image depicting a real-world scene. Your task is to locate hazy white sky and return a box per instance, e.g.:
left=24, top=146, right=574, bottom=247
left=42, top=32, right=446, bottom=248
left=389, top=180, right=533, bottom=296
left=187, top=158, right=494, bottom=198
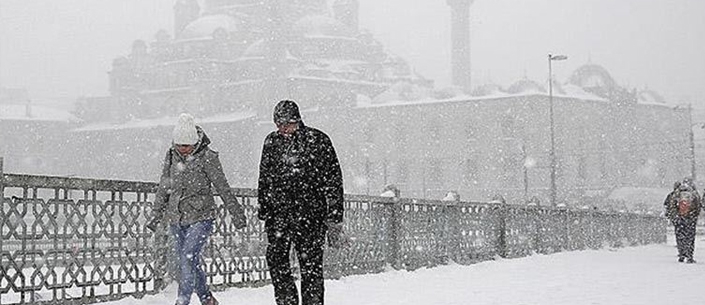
left=1, top=0, right=704, bottom=105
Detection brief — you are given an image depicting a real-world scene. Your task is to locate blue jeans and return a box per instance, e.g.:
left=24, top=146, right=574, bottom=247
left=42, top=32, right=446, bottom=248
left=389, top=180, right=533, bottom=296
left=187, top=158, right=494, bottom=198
left=170, top=220, right=214, bottom=305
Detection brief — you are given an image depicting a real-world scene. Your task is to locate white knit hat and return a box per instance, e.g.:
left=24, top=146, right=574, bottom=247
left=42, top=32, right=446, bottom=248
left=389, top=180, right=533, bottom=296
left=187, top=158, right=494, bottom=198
left=172, top=113, right=199, bottom=145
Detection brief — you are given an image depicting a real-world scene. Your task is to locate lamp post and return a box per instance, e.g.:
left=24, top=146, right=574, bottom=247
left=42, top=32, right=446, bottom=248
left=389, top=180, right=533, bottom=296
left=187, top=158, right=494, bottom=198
left=522, top=143, right=536, bottom=202
left=674, top=103, right=700, bottom=182
left=687, top=104, right=697, bottom=182
left=521, top=144, right=529, bottom=201
left=548, top=54, right=567, bottom=207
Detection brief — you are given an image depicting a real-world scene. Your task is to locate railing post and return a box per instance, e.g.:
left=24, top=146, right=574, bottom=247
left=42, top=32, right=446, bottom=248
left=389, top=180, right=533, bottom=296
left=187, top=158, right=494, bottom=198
left=562, top=208, right=570, bottom=251
left=0, top=157, right=3, bottom=305
left=650, top=216, right=670, bottom=244
left=153, top=228, right=171, bottom=290
left=446, top=204, right=460, bottom=263
left=532, top=207, right=542, bottom=254
left=494, top=203, right=508, bottom=258
left=386, top=198, right=402, bottom=269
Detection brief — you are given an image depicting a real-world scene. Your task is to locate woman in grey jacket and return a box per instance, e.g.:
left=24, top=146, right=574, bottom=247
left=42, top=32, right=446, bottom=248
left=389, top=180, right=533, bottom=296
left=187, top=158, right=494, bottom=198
left=147, top=113, right=246, bottom=305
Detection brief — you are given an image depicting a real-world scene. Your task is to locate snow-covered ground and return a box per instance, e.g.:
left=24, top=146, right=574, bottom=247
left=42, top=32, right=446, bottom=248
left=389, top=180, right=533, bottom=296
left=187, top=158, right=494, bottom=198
left=106, top=236, right=705, bottom=305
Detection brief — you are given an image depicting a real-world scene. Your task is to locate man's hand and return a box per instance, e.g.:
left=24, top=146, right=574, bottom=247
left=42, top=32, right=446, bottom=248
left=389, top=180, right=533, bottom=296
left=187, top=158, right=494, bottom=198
left=233, top=213, right=247, bottom=230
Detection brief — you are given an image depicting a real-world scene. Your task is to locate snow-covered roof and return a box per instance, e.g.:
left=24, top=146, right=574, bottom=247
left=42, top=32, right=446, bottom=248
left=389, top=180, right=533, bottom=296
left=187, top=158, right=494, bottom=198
left=506, top=79, right=546, bottom=94
left=300, top=34, right=360, bottom=42
left=637, top=89, right=668, bottom=106
left=73, top=111, right=256, bottom=132
left=288, top=75, right=388, bottom=90
left=357, top=93, right=489, bottom=109
left=371, top=81, right=432, bottom=104
left=0, top=104, right=76, bottom=122
left=242, top=39, right=266, bottom=58
left=357, top=87, right=608, bottom=109
left=560, top=84, right=607, bottom=101
left=472, top=83, right=507, bottom=97
left=181, top=14, right=241, bottom=39
left=301, top=59, right=368, bottom=75
left=607, top=186, right=670, bottom=210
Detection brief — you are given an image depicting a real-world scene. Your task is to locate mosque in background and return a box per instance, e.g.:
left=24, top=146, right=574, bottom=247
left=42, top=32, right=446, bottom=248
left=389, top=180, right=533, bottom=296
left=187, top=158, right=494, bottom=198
left=76, top=0, right=433, bottom=122
left=0, top=0, right=693, bottom=210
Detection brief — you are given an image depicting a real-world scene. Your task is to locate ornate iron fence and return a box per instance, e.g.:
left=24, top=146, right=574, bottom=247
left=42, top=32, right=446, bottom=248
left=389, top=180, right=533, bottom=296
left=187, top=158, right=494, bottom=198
left=1, top=160, right=666, bottom=305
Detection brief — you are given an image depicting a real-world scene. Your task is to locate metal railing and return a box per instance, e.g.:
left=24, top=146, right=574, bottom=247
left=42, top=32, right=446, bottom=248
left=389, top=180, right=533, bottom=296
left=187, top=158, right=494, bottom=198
left=0, top=159, right=666, bottom=305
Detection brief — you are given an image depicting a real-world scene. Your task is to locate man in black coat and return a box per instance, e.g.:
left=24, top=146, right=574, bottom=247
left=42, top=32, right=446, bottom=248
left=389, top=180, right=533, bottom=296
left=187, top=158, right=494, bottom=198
left=258, top=100, right=344, bottom=305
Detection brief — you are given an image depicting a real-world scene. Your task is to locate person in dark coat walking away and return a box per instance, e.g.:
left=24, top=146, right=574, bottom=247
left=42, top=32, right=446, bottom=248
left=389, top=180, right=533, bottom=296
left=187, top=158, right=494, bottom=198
left=664, top=181, right=681, bottom=244
left=258, top=100, right=345, bottom=305
left=664, top=181, right=681, bottom=223
left=146, top=113, right=247, bottom=305
left=665, top=178, right=701, bottom=263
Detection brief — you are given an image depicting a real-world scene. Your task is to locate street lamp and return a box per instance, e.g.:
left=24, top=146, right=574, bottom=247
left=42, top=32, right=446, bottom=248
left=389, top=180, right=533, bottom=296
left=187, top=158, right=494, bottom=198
left=548, top=54, right=567, bottom=207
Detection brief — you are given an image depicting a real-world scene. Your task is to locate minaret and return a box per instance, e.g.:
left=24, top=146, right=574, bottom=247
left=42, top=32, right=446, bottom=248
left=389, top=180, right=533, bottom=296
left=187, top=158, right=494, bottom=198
left=447, top=0, right=474, bottom=92
left=174, top=0, right=200, bottom=38
left=333, top=0, right=359, bottom=31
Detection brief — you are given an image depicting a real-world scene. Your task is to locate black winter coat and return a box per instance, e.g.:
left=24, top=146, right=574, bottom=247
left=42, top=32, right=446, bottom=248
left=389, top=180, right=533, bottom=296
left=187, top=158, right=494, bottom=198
left=257, top=122, right=344, bottom=228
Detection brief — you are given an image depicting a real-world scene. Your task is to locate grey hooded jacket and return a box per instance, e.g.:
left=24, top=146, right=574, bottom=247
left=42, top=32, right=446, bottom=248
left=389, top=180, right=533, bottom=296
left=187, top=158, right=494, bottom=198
left=150, top=127, right=246, bottom=227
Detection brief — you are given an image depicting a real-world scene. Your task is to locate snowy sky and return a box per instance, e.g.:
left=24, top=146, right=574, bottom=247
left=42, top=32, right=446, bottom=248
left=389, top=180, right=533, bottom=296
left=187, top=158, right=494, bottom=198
left=1, top=0, right=704, bottom=106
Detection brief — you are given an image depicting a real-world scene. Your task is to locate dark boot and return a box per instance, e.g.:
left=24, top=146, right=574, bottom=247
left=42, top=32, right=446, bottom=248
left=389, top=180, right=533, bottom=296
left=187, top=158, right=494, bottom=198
left=203, top=295, right=219, bottom=305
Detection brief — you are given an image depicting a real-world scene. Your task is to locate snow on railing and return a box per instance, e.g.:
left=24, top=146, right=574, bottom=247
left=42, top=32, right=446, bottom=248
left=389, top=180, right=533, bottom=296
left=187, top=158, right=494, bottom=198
left=0, top=164, right=665, bottom=305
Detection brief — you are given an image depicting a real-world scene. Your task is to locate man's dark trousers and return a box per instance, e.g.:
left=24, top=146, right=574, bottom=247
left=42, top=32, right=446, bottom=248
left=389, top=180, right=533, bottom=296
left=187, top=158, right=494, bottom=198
left=675, top=217, right=697, bottom=259
left=266, top=221, right=326, bottom=305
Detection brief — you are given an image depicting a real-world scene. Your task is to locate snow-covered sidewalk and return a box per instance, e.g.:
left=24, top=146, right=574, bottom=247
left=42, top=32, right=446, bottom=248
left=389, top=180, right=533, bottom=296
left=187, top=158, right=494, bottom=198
left=108, top=237, right=705, bottom=305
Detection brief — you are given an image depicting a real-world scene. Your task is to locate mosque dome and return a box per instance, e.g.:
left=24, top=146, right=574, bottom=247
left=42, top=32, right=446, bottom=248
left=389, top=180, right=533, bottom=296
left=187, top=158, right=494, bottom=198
left=472, top=83, right=505, bottom=97
left=205, top=0, right=258, bottom=9
left=568, top=64, right=618, bottom=89
left=181, top=14, right=241, bottom=39
left=292, top=15, right=355, bottom=38
left=506, top=79, right=546, bottom=94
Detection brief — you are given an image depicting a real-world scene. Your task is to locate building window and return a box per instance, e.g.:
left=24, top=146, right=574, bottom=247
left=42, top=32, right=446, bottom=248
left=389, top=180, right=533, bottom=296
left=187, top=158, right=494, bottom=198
left=395, top=124, right=408, bottom=148
left=396, top=160, right=409, bottom=184
left=466, top=123, right=478, bottom=139
left=464, top=157, right=479, bottom=185
left=599, top=143, right=607, bottom=179
left=427, top=158, right=443, bottom=196
left=502, top=154, right=520, bottom=179
left=501, top=115, right=515, bottom=138
left=364, top=158, right=373, bottom=194
left=428, top=158, right=443, bottom=183
left=428, top=122, right=441, bottom=144
left=364, top=126, right=374, bottom=144
left=578, top=156, right=588, bottom=181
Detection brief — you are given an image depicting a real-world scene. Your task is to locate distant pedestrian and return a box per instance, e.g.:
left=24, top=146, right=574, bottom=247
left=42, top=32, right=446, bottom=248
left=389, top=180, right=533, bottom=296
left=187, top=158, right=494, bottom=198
left=146, top=113, right=246, bottom=305
left=664, top=181, right=681, bottom=225
left=665, top=178, right=700, bottom=263
left=258, top=100, right=345, bottom=305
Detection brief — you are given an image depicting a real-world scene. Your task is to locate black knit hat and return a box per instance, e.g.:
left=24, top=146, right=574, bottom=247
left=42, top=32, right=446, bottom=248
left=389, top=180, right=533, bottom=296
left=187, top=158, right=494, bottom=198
left=273, top=100, right=301, bottom=124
